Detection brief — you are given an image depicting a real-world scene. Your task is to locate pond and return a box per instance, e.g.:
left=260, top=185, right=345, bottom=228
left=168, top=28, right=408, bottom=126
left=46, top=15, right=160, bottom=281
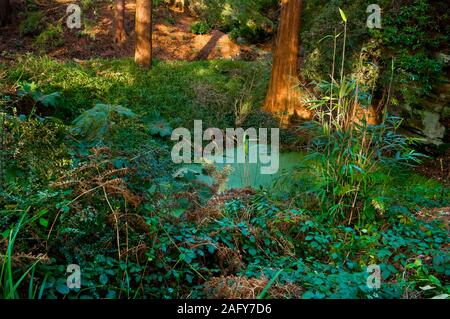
left=184, top=144, right=306, bottom=190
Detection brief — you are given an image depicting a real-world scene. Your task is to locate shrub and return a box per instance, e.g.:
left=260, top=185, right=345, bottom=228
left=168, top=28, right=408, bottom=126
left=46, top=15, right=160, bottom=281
left=19, top=11, right=44, bottom=36
left=35, top=24, right=64, bottom=49
left=188, top=0, right=277, bottom=43
left=190, top=21, right=211, bottom=35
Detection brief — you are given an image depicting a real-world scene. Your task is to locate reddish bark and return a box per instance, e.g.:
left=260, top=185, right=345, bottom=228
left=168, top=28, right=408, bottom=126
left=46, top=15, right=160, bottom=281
left=264, top=0, right=311, bottom=123
left=114, top=0, right=127, bottom=43
left=135, top=0, right=152, bottom=67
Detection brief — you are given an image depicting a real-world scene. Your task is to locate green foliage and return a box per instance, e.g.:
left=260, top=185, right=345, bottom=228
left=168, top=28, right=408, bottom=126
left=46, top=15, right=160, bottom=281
left=4, top=55, right=269, bottom=127
left=0, top=52, right=448, bottom=300
left=80, top=0, right=94, bottom=11
left=17, top=82, right=61, bottom=110
left=148, top=118, right=173, bottom=137
left=301, top=0, right=448, bottom=109
left=0, top=213, right=43, bottom=299
left=19, top=11, right=44, bottom=36
left=71, top=104, right=136, bottom=141
left=1, top=114, right=69, bottom=185
left=190, top=21, right=211, bottom=35
left=35, top=24, right=64, bottom=49
left=189, top=0, right=277, bottom=42
left=287, top=76, right=423, bottom=225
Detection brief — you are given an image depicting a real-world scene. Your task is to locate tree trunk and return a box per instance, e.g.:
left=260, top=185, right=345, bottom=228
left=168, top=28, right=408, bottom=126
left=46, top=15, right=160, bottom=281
left=0, top=0, right=10, bottom=27
left=263, top=0, right=310, bottom=123
left=135, top=0, right=152, bottom=67
left=114, top=0, right=127, bottom=43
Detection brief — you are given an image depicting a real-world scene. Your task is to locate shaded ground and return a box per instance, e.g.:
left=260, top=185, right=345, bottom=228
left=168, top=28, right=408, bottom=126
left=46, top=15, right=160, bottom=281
left=0, top=0, right=271, bottom=61
left=415, top=206, right=450, bottom=231
left=416, top=148, right=450, bottom=185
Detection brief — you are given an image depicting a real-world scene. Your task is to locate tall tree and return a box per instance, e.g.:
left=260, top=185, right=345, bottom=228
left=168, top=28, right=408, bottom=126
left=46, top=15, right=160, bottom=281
left=114, top=0, right=127, bottom=43
left=263, top=0, right=310, bottom=123
left=135, top=0, right=152, bottom=67
left=0, top=0, right=10, bottom=26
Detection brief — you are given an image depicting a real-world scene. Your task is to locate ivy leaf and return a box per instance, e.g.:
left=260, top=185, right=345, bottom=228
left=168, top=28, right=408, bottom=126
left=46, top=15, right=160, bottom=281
left=184, top=254, right=193, bottom=264
left=99, top=274, right=109, bottom=285
left=207, top=245, right=216, bottom=254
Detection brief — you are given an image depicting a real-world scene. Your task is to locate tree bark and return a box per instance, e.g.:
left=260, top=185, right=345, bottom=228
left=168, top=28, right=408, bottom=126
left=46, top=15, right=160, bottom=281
left=0, top=0, right=10, bottom=27
left=263, top=0, right=310, bottom=123
left=135, top=0, right=152, bottom=67
left=114, top=0, right=127, bottom=43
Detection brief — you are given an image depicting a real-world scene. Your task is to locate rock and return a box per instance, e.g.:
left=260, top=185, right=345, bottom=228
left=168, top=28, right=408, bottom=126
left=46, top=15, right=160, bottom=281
left=438, top=53, right=450, bottom=65
left=401, top=70, right=449, bottom=146
left=419, top=110, right=446, bottom=145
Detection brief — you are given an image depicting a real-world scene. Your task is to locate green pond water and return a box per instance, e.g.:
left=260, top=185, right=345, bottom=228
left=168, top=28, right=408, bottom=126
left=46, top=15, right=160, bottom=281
left=183, top=145, right=305, bottom=190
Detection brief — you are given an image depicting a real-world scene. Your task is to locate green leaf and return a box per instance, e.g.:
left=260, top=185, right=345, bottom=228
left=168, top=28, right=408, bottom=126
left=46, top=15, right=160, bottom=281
left=339, top=8, right=347, bottom=23
left=71, top=104, right=136, bottom=141
left=148, top=118, right=172, bottom=137
left=39, top=218, right=48, bottom=228
left=1, top=228, right=11, bottom=239
left=38, top=92, right=61, bottom=107
left=56, top=283, right=70, bottom=295
left=172, top=208, right=185, bottom=218
left=428, top=275, right=441, bottom=286
left=99, top=274, right=109, bottom=285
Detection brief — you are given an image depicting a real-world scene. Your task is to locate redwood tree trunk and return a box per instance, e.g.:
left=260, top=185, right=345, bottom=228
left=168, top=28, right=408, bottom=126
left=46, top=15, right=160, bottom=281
left=0, top=0, right=10, bottom=26
left=135, top=0, right=152, bottom=67
left=263, top=0, right=310, bottom=122
left=114, top=0, right=127, bottom=43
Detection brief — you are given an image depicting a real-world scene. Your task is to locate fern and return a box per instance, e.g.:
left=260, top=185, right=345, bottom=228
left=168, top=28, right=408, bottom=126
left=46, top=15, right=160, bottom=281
left=71, top=104, right=136, bottom=141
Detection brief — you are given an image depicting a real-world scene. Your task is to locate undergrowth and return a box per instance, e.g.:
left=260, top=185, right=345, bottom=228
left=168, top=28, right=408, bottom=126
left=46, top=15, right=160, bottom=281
left=0, top=54, right=448, bottom=299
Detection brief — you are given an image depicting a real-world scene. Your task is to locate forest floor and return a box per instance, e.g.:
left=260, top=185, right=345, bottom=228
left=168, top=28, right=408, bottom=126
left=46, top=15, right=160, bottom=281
left=1, top=0, right=447, bottom=194
left=0, top=0, right=271, bottom=61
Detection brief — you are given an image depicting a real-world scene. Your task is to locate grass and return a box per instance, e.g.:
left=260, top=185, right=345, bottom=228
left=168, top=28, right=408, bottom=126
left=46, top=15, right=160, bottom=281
left=2, top=55, right=270, bottom=129
left=0, top=213, right=42, bottom=299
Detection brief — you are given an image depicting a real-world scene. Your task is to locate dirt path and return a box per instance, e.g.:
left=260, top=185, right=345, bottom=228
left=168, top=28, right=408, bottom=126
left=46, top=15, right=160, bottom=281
left=0, top=0, right=270, bottom=61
